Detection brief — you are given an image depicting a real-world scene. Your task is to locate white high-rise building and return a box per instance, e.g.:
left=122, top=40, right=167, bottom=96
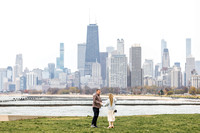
left=185, top=56, right=195, bottom=86
left=143, top=59, right=154, bottom=78
left=170, top=66, right=182, bottom=88
left=77, top=43, right=86, bottom=77
left=26, top=72, right=38, bottom=90
left=13, top=54, right=23, bottom=82
left=87, top=61, right=102, bottom=89
left=107, top=53, right=127, bottom=88
left=117, top=39, right=124, bottom=55
left=191, top=75, right=200, bottom=88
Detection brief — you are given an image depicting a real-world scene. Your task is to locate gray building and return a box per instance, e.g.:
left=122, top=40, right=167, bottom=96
left=48, top=63, right=55, bottom=79
left=77, top=43, right=86, bottom=77
left=100, top=52, right=108, bottom=86
left=129, top=45, right=143, bottom=87
left=85, top=24, right=100, bottom=76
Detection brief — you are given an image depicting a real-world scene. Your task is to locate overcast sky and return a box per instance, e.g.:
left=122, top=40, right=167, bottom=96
left=0, top=0, right=199, bottom=72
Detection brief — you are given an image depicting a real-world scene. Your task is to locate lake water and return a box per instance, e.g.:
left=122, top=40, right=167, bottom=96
left=0, top=95, right=200, bottom=116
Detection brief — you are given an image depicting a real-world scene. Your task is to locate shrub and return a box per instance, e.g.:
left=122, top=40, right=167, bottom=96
left=189, top=87, right=196, bottom=95
left=167, top=91, right=173, bottom=95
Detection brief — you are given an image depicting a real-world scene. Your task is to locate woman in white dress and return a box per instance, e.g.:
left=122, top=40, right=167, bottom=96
left=104, top=93, right=117, bottom=128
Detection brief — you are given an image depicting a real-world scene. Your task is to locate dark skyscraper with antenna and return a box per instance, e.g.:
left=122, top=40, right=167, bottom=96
left=84, top=24, right=100, bottom=76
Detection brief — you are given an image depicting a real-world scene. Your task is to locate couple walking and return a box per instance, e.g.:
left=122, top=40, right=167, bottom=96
left=91, top=89, right=117, bottom=128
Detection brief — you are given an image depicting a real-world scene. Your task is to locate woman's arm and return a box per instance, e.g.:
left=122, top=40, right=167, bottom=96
left=114, top=98, right=117, bottom=103
left=103, top=99, right=109, bottom=107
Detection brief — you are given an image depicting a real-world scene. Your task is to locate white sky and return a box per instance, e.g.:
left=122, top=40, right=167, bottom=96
left=0, top=0, right=200, bottom=72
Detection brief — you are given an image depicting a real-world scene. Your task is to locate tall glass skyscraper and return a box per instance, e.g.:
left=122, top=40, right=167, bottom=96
left=48, top=63, right=55, bottom=79
left=85, top=24, right=100, bottom=76
left=186, top=38, right=191, bottom=58
left=161, top=39, right=167, bottom=68
left=162, top=48, right=170, bottom=68
left=60, top=43, right=64, bottom=70
left=56, top=43, right=64, bottom=70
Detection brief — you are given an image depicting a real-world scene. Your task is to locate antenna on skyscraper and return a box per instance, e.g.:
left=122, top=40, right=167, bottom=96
left=89, top=9, right=91, bottom=24
left=95, top=16, right=97, bottom=24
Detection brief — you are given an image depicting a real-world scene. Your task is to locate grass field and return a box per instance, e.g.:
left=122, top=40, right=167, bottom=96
left=0, top=114, right=200, bottom=133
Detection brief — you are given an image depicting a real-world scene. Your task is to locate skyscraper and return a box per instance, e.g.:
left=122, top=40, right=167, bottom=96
left=117, top=39, right=124, bottom=55
left=161, top=39, right=167, bottom=66
left=185, top=56, right=195, bottom=86
left=13, top=54, right=23, bottom=82
left=170, top=66, right=182, bottom=88
left=143, top=59, right=154, bottom=78
left=195, top=61, right=200, bottom=75
left=15, top=54, right=23, bottom=73
left=85, top=24, right=100, bottom=76
left=48, top=63, right=55, bottom=79
left=162, top=48, right=170, bottom=68
left=155, top=64, right=160, bottom=79
left=107, top=54, right=127, bottom=88
left=100, top=52, right=108, bottom=86
left=7, top=66, right=13, bottom=82
left=77, top=43, right=86, bottom=77
left=60, top=43, right=64, bottom=70
left=26, top=72, right=38, bottom=90
left=0, top=68, right=7, bottom=92
left=90, top=61, right=102, bottom=89
left=56, top=43, right=64, bottom=70
left=129, top=44, right=143, bottom=87
left=56, top=57, right=60, bottom=69
left=186, top=38, right=191, bottom=58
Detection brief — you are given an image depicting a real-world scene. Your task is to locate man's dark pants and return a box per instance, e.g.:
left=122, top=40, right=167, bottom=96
left=92, top=107, right=99, bottom=126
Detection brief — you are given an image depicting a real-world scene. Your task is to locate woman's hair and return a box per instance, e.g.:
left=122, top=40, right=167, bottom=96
left=109, top=93, right=113, bottom=106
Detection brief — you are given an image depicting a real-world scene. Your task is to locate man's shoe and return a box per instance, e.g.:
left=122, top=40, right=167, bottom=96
left=95, top=126, right=98, bottom=128
left=91, top=125, right=96, bottom=128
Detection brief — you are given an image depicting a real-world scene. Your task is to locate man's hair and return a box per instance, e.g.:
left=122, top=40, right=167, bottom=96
left=96, top=89, right=100, bottom=92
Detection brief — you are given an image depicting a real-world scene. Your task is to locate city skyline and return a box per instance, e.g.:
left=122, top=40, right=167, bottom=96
left=0, top=0, right=200, bottom=71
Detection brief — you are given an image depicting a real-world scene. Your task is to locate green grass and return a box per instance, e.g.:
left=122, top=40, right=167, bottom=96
left=1, top=114, right=200, bottom=133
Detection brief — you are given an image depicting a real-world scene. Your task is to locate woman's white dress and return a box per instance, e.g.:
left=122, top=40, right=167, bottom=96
left=104, top=98, right=117, bottom=122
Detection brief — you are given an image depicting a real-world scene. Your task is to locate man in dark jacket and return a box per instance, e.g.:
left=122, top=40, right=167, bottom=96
left=91, top=89, right=102, bottom=128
